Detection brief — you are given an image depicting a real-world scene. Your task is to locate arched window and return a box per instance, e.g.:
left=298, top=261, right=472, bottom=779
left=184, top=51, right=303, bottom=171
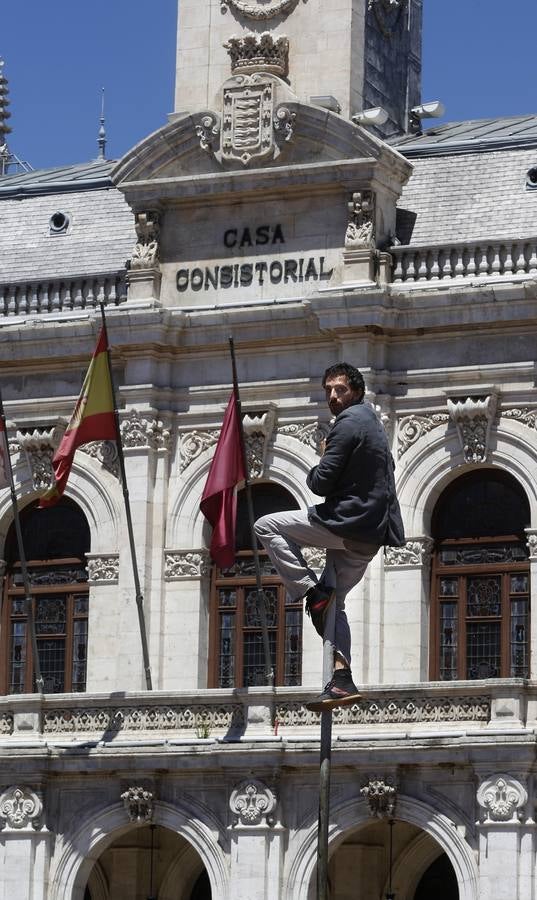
left=0, top=498, right=90, bottom=694
left=208, top=483, right=302, bottom=688
left=430, top=470, right=530, bottom=680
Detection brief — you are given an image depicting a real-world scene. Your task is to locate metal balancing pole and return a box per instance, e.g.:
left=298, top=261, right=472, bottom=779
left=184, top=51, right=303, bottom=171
left=0, top=392, right=45, bottom=694
left=228, top=336, right=274, bottom=687
left=99, top=303, right=153, bottom=691
left=317, top=599, right=336, bottom=900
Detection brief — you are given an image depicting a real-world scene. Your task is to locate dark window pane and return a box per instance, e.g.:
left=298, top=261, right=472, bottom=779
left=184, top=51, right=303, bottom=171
left=284, top=609, right=302, bottom=685
left=432, top=470, right=529, bottom=539
left=220, top=557, right=278, bottom=578
left=439, top=544, right=528, bottom=566
left=511, top=598, right=529, bottom=678
left=466, top=576, right=501, bottom=617
left=72, top=620, right=88, bottom=691
left=439, top=577, right=458, bottom=597
left=218, top=612, right=235, bottom=688
left=243, top=631, right=277, bottom=686
left=10, top=622, right=26, bottom=693
left=38, top=639, right=66, bottom=692
left=510, top=574, right=529, bottom=594
left=218, top=589, right=237, bottom=608
left=439, top=602, right=458, bottom=680
left=235, top=484, right=299, bottom=551
left=35, top=596, right=67, bottom=635
left=244, top=588, right=277, bottom=627
left=467, top=622, right=501, bottom=678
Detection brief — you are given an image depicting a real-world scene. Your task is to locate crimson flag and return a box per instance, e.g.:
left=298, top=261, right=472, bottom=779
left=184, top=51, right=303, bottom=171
left=200, top=393, right=245, bottom=568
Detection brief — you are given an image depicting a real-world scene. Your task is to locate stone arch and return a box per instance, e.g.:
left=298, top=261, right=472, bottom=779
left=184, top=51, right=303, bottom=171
left=396, top=426, right=537, bottom=537
left=0, top=454, right=122, bottom=557
left=85, top=861, right=109, bottom=900
left=285, top=794, right=478, bottom=900
left=167, top=434, right=317, bottom=550
left=48, top=801, right=229, bottom=900
left=383, top=829, right=448, bottom=900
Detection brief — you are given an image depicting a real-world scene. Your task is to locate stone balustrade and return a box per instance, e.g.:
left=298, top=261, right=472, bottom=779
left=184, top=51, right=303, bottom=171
left=391, top=238, right=537, bottom=286
left=0, top=273, right=127, bottom=317
left=0, top=679, right=531, bottom=746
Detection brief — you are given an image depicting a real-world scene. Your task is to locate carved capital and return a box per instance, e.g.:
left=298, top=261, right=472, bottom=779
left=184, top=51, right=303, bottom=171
left=384, top=537, right=434, bottom=568
left=120, top=410, right=172, bottom=451
left=0, top=786, right=43, bottom=831
left=243, top=408, right=277, bottom=479
left=80, top=440, right=120, bottom=479
left=229, top=779, right=277, bottom=827
left=164, top=550, right=211, bottom=580
left=16, top=421, right=66, bottom=491
left=87, top=553, right=119, bottom=585
left=398, top=413, right=449, bottom=457
left=121, top=786, right=154, bottom=823
left=345, top=191, right=376, bottom=249
left=477, top=775, right=527, bottom=823
left=360, top=776, right=397, bottom=819
left=448, top=394, right=497, bottom=464
left=130, top=212, right=160, bottom=271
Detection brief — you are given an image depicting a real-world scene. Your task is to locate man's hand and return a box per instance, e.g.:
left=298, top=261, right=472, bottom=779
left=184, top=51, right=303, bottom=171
left=319, top=438, right=326, bottom=457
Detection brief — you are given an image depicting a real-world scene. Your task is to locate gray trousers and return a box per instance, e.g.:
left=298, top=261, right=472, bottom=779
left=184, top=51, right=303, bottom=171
left=254, top=509, right=378, bottom=667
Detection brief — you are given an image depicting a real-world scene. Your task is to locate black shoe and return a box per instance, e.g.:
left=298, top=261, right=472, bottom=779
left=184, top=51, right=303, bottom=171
left=304, top=583, right=336, bottom=637
left=305, top=668, right=362, bottom=712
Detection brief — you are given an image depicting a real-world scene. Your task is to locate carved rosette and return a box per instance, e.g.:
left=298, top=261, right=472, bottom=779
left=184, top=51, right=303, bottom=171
left=360, top=776, right=397, bottom=819
left=17, top=422, right=66, bottom=490
left=80, top=440, right=120, bottom=480
left=243, top=408, right=276, bottom=479
left=221, top=0, right=303, bottom=18
left=121, top=786, right=154, bottom=823
left=178, top=429, right=219, bottom=473
left=229, top=779, right=277, bottom=827
left=87, top=553, right=119, bottom=585
left=302, top=546, right=326, bottom=572
left=164, top=550, right=211, bottom=580
left=477, top=775, right=527, bottom=824
left=384, top=538, right=434, bottom=568
left=398, top=413, right=450, bottom=457
left=130, top=211, right=160, bottom=271
left=345, top=191, right=376, bottom=249
left=447, top=394, right=497, bottom=464
left=278, top=421, right=330, bottom=455
left=0, top=786, right=43, bottom=831
left=120, top=411, right=172, bottom=451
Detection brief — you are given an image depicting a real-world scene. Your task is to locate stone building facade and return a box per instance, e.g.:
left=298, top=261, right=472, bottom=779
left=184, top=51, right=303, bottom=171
left=1, top=1, right=537, bottom=898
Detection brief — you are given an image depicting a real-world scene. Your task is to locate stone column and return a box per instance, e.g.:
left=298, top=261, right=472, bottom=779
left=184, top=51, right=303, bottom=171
left=228, top=780, right=285, bottom=900
left=0, top=785, right=51, bottom=900
left=476, top=773, right=530, bottom=900
left=382, top=537, right=434, bottom=683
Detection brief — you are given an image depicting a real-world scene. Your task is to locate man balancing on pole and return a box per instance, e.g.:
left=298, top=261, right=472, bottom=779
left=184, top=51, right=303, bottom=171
left=254, top=363, right=405, bottom=711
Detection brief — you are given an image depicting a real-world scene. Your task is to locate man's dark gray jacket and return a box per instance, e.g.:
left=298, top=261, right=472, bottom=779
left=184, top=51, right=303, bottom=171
left=307, top=402, right=405, bottom=547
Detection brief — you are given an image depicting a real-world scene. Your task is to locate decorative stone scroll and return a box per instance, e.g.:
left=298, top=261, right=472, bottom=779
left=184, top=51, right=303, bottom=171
left=43, top=703, right=244, bottom=735
left=130, top=212, right=160, bottom=271
left=397, top=413, right=450, bottom=457
left=360, top=776, right=397, bottom=819
left=278, top=421, right=330, bottom=455
left=276, top=694, right=490, bottom=727
left=178, top=429, right=219, bottom=473
left=120, top=410, right=172, bottom=451
left=229, top=779, right=277, bottom=827
left=477, top=775, right=528, bottom=824
left=243, top=408, right=276, bottom=478
left=503, top=407, right=537, bottom=430
left=87, top=554, right=119, bottom=585
left=80, top=440, right=120, bottom=480
left=384, top=538, right=434, bottom=568
left=345, top=191, right=376, bottom=249
left=196, top=113, right=221, bottom=152
left=221, top=0, right=304, bottom=18
left=164, top=551, right=211, bottom=580
left=0, top=786, right=43, bottom=831
left=448, top=394, right=497, bottom=464
left=121, top=786, right=154, bottom=823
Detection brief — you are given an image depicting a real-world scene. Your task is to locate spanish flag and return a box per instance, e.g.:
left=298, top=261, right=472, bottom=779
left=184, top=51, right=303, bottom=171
left=40, top=328, right=117, bottom=507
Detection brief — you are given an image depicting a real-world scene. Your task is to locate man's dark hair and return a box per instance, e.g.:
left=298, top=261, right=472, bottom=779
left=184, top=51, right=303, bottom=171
left=322, top=362, right=365, bottom=394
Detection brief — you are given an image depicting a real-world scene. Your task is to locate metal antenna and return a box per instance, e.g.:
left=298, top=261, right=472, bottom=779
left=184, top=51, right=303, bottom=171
left=97, top=87, right=106, bottom=160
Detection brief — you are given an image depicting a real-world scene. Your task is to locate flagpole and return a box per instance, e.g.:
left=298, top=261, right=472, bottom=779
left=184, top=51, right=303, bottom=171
left=0, top=392, right=45, bottom=694
left=228, top=336, right=274, bottom=687
left=99, top=303, right=153, bottom=691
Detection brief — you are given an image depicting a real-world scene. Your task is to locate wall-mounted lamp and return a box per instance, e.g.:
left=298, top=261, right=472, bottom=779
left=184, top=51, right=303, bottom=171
left=409, top=100, right=445, bottom=133
left=352, top=106, right=389, bottom=127
left=310, top=95, right=341, bottom=114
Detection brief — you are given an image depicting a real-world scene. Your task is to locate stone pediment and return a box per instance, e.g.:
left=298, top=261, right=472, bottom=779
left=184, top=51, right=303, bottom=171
left=111, top=92, right=410, bottom=192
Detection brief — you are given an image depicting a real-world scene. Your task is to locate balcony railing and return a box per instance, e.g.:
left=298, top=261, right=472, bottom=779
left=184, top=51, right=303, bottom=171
left=0, top=273, right=127, bottom=318
left=0, top=680, right=530, bottom=747
left=391, top=238, right=537, bottom=286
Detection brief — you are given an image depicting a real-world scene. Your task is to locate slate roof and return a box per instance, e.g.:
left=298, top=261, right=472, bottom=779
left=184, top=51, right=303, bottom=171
left=0, top=161, right=135, bottom=284
left=393, top=117, right=537, bottom=245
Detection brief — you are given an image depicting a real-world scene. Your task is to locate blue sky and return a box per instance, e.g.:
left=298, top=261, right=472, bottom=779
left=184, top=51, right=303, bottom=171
left=1, top=0, right=535, bottom=170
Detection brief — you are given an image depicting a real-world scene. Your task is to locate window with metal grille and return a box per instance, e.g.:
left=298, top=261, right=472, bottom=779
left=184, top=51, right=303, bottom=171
left=1, top=499, right=90, bottom=694
left=430, top=471, right=530, bottom=681
left=208, top=484, right=303, bottom=688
